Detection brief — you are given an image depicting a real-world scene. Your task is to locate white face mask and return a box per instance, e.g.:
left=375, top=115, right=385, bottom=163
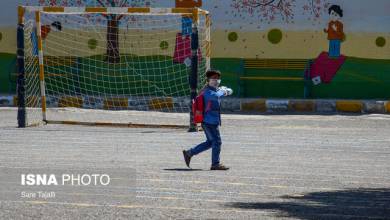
left=208, top=79, right=221, bottom=87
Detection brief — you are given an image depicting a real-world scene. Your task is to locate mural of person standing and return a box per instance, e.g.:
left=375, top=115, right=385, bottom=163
left=309, top=5, right=346, bottom=85
left=173, top=0, right=203, bottom=65
left=176, top=0, right=202, bottom=36
left=324, top=5, right=344, bottom=58
left=31, top=21, right=62, bottom=56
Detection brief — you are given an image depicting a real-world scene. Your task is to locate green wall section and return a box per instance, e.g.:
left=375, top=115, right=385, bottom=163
left=0, top=53, right=17, bottom=94
left=1, top=53, right=390, bottom=99
left=240, top=69, right=304, bottom=98
left=309, top=58, right=390, bottom=99
left=40, top=55, right=203, bottom=97
left=211, top=57, right=390, bottom=99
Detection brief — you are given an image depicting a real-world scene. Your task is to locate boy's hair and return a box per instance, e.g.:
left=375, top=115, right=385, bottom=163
left=206, top=70, right=221, bottom=79
left=328, top=5, right=343, bottom=17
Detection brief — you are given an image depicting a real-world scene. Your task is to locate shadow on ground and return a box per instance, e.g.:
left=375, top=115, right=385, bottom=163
left=226, top=188, right=390, bottom=219
left=163, top=168, right=204, bottom=171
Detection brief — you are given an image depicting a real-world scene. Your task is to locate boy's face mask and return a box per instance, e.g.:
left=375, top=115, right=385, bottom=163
left=208, top=79, right=221, bottom=88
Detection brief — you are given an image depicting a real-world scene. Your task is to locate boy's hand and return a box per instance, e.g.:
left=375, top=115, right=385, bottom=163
left=225, top=88, right=233, bottom=96
left=219, top=86, right=233, bottom=96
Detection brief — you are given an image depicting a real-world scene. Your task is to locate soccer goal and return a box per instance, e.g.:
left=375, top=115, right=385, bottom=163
left=17, top=6, right=210, bottom=129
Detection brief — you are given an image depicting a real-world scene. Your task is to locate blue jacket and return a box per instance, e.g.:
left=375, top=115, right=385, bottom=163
left=202, top=86, right=225, bottom=125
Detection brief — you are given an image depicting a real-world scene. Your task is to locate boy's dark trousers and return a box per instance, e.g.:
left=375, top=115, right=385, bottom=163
left=188, top=123, right=221, bottom=166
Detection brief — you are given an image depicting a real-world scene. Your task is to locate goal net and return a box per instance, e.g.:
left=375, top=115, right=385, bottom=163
left=17, top=7, right=210, bottom=128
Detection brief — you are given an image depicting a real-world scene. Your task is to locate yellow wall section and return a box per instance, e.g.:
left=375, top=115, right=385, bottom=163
left=0, top=26, right=389, bottom=59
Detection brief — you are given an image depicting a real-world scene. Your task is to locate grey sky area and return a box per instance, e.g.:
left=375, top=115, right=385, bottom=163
left=1, top=0, right=389, bottom=32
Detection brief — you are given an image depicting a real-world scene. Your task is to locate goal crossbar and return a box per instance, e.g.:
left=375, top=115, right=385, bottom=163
left=20, top=6, right=209, bottom=17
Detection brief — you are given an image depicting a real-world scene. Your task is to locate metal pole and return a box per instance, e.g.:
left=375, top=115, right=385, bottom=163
left=17, top=6, right=26, bottom=128
left=188, top=8, right=199, bottom=132
left=35, top=11, right=47, bottom=122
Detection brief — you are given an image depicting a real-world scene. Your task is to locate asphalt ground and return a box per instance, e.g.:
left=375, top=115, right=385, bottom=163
left=0, top=107, right=389, bottom=219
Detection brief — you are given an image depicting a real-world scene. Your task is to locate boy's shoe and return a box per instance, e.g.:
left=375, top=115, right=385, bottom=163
left=210, top=164, right=229, bottom=170
left=183, top=150, right=192, bottom=168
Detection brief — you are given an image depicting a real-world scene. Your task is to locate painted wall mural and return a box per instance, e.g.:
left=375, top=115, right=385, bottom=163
left=0, top=0, right=389, bottom=99
left=230, top=0, right=330, bottom=24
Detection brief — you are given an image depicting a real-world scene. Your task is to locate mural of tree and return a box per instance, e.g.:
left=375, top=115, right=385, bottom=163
left=302, top=0, right=331, bottom=22
left=35, top=0, right=155, bottom=63
left=231, top=0, right=330, bottom=24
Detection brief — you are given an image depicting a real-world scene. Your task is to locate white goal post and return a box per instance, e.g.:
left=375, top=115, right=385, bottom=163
left=16, top=6, right=211, bottom=129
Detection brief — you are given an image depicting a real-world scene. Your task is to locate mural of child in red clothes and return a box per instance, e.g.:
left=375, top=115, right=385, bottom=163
left=174, top=0, right=203, bottom=65
left=309, top=5, right=347, bottom=85
left=324, top=5, right=344, bottom=58
left=176, top=0, right=202, bottom=36
left=31, top=21, right=62, bottom=56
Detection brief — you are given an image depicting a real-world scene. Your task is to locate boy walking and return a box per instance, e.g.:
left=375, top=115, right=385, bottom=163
left=183, top=70, right=233, bottom=170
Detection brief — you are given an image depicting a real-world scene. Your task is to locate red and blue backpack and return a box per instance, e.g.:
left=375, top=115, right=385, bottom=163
left=192, top=91, right=205, bottom=124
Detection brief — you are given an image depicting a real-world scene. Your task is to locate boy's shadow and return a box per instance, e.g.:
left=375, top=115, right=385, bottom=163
left=163, top=168, right=204, bottom=172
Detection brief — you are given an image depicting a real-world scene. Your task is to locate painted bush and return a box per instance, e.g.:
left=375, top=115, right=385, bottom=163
left=88, top=38, right=98, bottom=50
left=160, top=41, right=169, bottom=50
left=376, top=37, right=386, bottom=47
left=228, top=32, right=238, bottom=42
left=268, top=29, right=283, bottom=44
